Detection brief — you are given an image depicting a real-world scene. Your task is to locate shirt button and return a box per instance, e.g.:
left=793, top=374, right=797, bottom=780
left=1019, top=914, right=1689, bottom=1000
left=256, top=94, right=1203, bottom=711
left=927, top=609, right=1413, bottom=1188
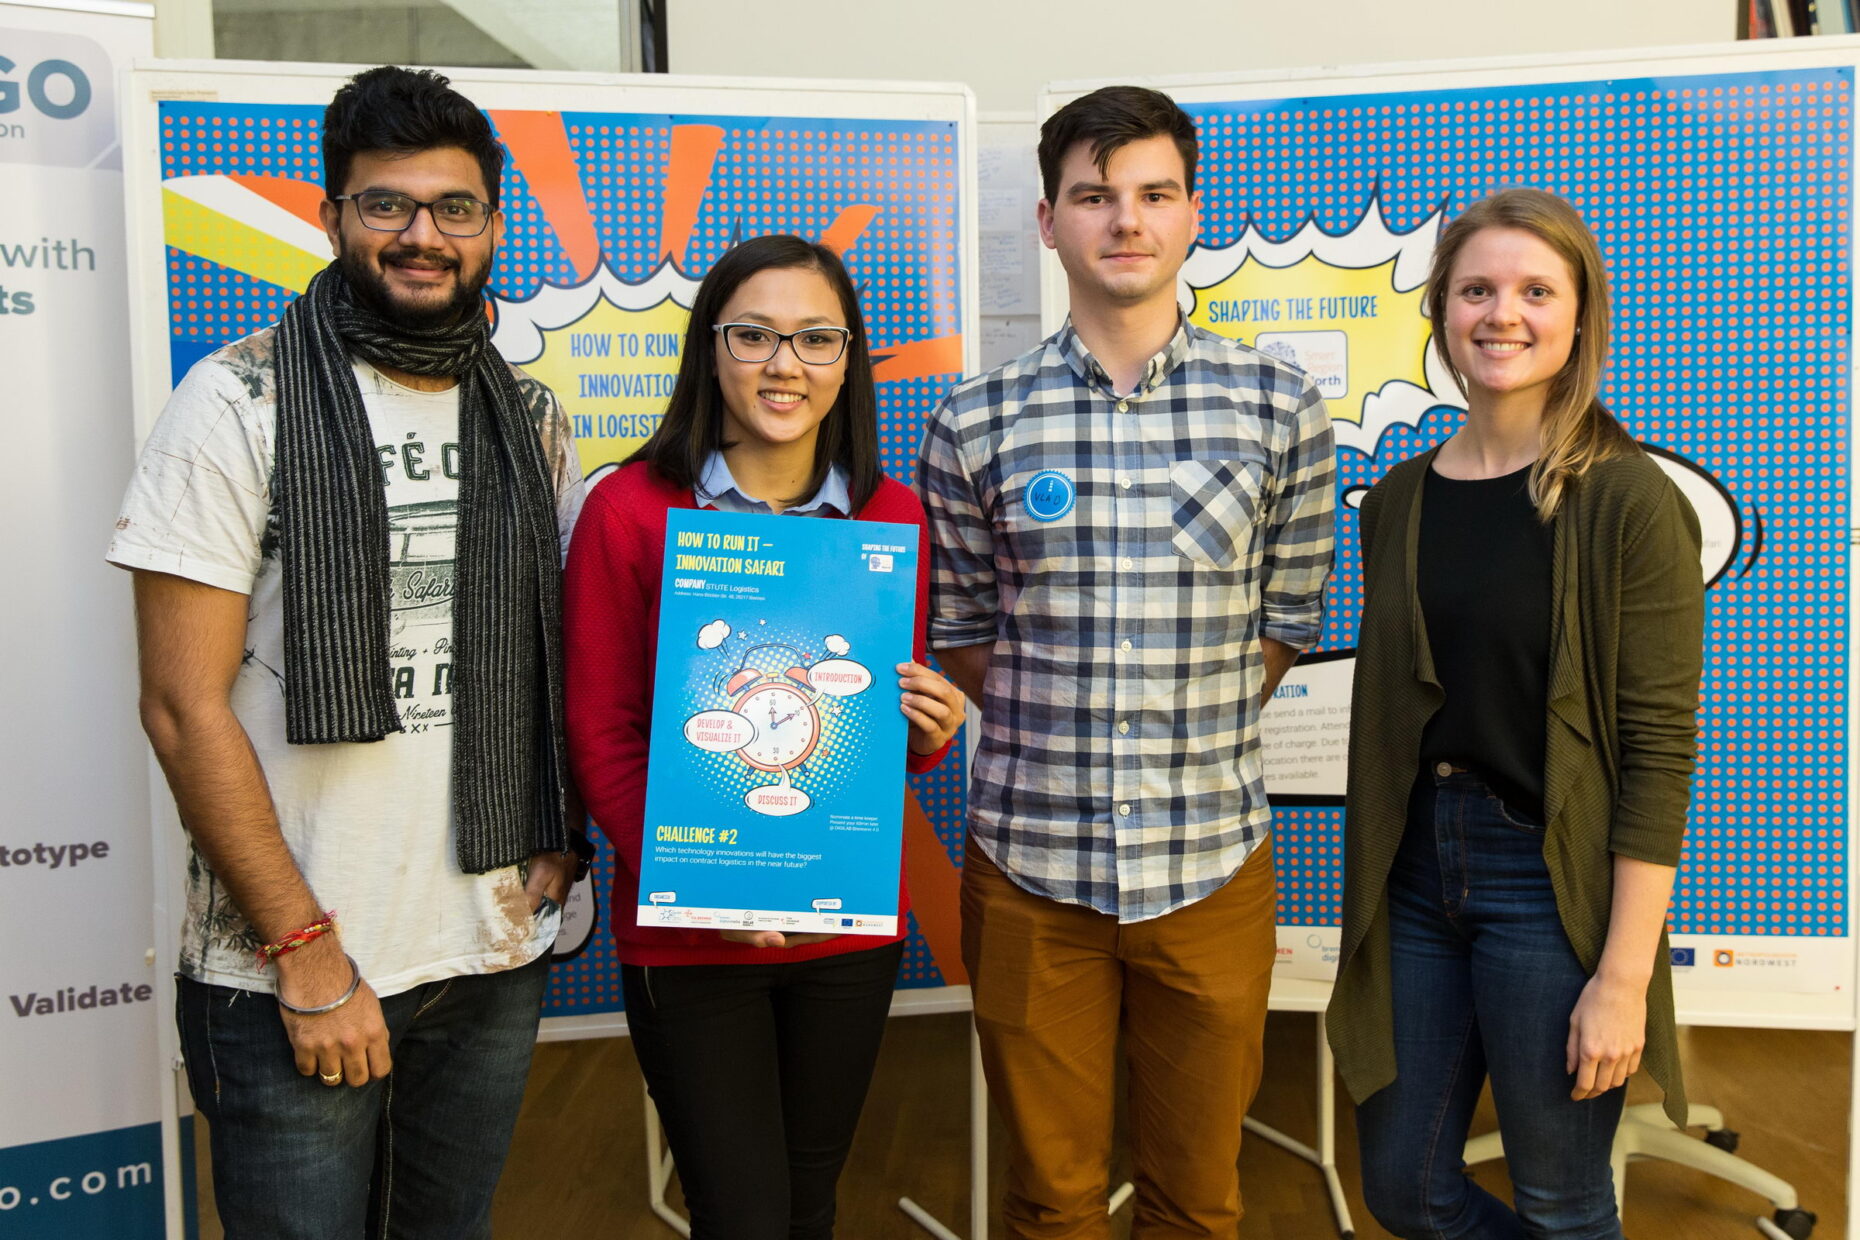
left=1118, top=720, right=1130, bottom=735
left=1118, top=476, right=1132, bottom=490
left=1118, top=803, right=1131, bottom=816
left=1435, top=761, right=1453, bottom=777
left=1115, top=400, right=1128, bottom=413
left=1120, top=557, right=1134, bottom=570
left=1120, top=639, right=1133, bottom=652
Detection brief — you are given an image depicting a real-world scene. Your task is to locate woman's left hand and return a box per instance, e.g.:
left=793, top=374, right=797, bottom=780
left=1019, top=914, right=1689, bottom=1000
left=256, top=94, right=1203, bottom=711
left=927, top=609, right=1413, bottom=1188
left=897, top=661, right=965, bottom=755
left=1566, top=972, right=1646, bottom=1100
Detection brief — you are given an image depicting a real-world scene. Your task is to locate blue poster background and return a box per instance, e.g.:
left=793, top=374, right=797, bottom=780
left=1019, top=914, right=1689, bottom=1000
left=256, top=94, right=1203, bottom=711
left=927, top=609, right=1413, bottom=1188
left=153, top=96, right=971, bottom=1012
left=1183, top=68, right=1851, bottom=941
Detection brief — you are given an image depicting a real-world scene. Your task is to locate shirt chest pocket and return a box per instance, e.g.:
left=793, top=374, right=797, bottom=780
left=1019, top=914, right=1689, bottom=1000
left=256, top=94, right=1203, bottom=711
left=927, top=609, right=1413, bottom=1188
left=1170, top=459, right=1266, bottom=571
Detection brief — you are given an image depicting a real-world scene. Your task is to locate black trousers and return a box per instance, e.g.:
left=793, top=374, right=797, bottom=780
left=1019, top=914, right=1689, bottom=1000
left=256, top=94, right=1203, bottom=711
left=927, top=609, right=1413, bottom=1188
left=622, top=940, right=904, bottom=1240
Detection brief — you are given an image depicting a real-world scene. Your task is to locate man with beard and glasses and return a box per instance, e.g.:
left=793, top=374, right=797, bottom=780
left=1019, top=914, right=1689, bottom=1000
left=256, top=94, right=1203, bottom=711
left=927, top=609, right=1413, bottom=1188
left=108, top=66, right=588, bottom=1237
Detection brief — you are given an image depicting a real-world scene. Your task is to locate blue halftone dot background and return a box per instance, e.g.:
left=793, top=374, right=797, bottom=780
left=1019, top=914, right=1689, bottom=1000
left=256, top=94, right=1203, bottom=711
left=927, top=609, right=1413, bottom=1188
left=1189, top=69, right=1850, bottom=936
left=158, top=102, right=970, bottom=1012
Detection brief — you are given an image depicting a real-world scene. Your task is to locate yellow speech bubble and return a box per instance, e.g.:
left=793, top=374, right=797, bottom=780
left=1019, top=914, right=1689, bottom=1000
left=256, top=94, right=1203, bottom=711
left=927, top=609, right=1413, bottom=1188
left=1180, top=199, right=1451, bottom=456
left=1188, top=256, right=1430, bottom=429
left=514, top=293, right=693, bottom=477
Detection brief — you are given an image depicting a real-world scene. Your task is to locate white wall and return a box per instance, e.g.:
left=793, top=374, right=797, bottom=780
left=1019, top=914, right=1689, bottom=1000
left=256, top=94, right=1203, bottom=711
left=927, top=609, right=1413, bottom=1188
left=669, top=0, right=1734, bottom=112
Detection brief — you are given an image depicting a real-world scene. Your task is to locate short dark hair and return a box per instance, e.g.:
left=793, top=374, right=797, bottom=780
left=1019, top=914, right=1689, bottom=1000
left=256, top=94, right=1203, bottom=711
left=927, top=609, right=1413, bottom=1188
left=322, top=66, right=504, bottom=206
left=627, top=235, right=881, bottom=513
left=1038, top=85, right=1199, bottom=203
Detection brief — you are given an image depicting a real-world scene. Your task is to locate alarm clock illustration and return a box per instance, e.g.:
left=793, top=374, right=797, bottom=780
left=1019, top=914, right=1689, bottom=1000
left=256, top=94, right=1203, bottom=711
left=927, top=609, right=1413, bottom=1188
left=725, top=662, right=821, bottom=772
left=682, top=631, right=873, bottom=815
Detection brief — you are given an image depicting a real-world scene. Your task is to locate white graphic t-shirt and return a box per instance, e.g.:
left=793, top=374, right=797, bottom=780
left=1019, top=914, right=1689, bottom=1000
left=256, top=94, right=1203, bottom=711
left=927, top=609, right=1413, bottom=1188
left=108, top=328, right=586, bottom=997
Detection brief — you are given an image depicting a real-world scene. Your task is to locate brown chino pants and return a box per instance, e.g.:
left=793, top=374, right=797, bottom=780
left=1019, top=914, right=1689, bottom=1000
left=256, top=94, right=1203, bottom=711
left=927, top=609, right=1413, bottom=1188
left=960, top=837, right=1277, bottom=1240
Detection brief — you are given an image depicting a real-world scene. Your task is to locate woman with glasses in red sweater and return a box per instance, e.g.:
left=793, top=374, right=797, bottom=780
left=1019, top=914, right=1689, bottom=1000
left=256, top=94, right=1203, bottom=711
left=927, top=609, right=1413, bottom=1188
left=563, top=233, right=963, bottom=1240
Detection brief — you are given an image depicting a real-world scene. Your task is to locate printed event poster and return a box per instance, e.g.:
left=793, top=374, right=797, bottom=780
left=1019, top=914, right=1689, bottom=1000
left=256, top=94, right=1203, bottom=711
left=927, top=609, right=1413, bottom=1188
left=1124, top=59, right=1853, bottom=1000
left=132, top=74, right=975, bottom=1013
left=637, top=509, right=919, bottom=935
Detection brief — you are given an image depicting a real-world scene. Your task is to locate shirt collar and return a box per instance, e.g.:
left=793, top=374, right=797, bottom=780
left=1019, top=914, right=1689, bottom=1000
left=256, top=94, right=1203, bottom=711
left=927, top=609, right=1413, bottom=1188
left=697, top=451, right=851, bottom=516
left=1056, top=313, right=1193, bottom=397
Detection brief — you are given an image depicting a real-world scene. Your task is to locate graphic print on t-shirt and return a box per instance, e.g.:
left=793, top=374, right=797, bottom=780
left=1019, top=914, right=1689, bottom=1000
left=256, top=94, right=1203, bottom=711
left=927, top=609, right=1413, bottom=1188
left=386, top=490, right=459, bottom=732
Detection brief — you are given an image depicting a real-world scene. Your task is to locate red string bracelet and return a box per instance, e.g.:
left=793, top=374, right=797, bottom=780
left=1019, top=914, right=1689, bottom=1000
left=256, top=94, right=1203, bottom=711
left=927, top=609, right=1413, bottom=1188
left=256, top=911, right=337, bottom=969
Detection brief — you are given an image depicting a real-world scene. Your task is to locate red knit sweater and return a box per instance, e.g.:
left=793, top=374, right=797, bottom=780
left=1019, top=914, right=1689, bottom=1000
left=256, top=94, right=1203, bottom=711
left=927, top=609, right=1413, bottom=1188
left=563, top=462, right=952, bottom=967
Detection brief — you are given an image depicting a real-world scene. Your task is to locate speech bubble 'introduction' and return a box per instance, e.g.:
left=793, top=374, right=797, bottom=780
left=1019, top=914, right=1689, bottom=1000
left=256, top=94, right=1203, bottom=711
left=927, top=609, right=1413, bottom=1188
left=808, top=658, right=872, bottom=697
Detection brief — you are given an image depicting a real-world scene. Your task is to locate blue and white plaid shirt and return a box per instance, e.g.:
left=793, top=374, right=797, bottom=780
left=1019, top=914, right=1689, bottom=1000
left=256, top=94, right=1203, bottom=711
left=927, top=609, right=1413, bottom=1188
left=919, top=317, right=1335, bottom=922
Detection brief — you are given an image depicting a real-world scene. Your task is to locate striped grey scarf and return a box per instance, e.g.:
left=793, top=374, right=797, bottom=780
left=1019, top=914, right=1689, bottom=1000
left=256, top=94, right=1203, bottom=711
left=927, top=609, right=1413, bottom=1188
left=273, top=264, right=569, bottom=873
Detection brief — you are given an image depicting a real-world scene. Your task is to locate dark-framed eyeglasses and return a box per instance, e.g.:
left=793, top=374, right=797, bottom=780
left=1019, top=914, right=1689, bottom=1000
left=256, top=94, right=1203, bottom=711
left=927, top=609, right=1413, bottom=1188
left=714, top=322, right=852, bottom=366
left=330, top=191, right=494, bottom=237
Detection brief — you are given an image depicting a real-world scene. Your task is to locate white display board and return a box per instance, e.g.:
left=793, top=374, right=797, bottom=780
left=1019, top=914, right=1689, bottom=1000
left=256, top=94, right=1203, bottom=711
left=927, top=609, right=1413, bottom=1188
left=117, top=56, right=980, bottom=1232
left=1044, top=34, right=1859, bottom=1032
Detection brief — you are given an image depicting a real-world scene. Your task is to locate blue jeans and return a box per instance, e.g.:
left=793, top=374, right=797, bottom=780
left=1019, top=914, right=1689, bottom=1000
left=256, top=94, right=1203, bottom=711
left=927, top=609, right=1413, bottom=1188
left=177, top=952, right=550, bottom=1239
left=1356, top=768, right=1625, bottom=1240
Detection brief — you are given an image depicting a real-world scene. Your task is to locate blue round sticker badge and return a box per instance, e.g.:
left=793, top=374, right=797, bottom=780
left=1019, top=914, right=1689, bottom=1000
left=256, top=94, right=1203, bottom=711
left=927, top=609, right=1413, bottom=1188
left=1023, top=470, right=1076, bottom=522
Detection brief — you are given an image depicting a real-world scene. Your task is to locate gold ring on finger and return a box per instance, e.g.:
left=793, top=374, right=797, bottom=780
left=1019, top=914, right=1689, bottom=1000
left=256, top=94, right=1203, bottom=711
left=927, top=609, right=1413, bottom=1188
left=319, top=1070, right=342, bottom=1086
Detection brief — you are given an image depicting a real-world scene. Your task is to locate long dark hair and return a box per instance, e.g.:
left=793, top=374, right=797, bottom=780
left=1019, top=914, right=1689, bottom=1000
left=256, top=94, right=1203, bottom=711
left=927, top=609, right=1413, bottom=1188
left=628, top=234, right=881, bottom=512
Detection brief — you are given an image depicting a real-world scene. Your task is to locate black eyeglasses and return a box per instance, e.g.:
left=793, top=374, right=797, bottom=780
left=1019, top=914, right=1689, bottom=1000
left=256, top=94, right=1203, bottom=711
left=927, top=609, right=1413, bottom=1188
left=714, top=322, right=852, bottom=366
left=330, top=191, right=494, bottom=237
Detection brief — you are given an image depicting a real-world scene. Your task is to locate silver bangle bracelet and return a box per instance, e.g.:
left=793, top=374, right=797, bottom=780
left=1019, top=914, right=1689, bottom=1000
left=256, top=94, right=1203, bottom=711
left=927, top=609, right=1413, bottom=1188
left=275, top=952, right=362, bottom=1015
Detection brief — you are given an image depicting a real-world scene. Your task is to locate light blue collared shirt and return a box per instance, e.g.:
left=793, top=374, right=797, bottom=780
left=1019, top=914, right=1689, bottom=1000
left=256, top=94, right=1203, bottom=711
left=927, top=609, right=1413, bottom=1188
left=696, top=451, right=851, bottom=517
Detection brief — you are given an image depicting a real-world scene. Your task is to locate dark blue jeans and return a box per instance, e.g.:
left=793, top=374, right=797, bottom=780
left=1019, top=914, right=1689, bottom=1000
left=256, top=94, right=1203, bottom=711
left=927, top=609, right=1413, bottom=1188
left=177, top=952, right=550, bottom=1239
left=1356, top=768, right=1625, bottom=1240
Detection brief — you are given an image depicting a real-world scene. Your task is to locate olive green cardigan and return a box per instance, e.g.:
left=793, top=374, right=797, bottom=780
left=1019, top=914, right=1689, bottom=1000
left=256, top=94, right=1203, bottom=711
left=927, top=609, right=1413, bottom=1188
left=1326, top=445, right=1704, bottom=1128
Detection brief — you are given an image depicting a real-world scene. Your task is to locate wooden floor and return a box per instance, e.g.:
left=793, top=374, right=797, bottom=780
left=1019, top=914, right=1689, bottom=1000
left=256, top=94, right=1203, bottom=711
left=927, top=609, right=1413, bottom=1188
left=192, top=1012, right=1850, bottom=1238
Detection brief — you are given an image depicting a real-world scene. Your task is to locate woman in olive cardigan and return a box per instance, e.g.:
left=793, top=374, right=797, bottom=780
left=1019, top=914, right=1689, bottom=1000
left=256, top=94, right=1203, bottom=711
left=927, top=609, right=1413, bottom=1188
left=1328, top=189, right=1703, bottom=1240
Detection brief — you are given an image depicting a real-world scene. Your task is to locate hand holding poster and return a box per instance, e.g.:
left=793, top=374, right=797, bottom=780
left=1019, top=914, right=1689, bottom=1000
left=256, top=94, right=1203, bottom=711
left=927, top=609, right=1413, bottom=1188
left=638, top=509, right=918, bottom=936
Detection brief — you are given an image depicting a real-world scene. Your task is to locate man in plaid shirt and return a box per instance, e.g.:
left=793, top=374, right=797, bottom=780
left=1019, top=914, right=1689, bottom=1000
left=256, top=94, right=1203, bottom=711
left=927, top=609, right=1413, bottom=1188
left=920, top=86, right=1335, bottom=1237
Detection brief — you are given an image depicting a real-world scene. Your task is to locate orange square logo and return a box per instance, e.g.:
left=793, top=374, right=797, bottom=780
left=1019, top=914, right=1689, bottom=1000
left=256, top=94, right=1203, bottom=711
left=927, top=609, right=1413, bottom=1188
left=1713, top=950, right=1735, bottom=968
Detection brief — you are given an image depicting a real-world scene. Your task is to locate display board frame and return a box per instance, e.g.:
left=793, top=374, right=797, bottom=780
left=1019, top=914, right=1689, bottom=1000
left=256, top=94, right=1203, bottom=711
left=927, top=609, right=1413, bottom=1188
left=1044, top=35, right=1860, bottom=1033
left=119, top=58, right=979, bottom=1235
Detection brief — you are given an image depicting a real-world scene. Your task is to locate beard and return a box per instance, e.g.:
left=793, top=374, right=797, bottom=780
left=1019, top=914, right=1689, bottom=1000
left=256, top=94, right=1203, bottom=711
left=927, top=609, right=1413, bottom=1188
left=338, top=239, right=491, bottom=332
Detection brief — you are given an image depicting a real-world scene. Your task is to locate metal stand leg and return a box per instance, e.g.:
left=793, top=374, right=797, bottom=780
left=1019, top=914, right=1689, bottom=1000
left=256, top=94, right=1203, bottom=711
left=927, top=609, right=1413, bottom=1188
left=899, top=1021, right=1135, bottom=1237
left=900, top=1022, right=986, bottom=1239
left=1240, top=1014, right=1356, bottom=1239
left=644, top=1086, right=691, bottom=1237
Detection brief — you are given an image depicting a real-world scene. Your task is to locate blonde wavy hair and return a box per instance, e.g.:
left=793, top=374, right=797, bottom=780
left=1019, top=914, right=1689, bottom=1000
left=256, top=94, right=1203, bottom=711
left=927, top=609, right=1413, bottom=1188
left=1425, top=187, right=1636, bottom=521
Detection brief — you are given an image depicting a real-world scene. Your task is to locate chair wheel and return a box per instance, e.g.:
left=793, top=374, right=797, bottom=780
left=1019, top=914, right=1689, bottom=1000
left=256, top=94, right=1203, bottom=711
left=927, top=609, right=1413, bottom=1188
left=1703, top=1127, right=1741, bottom=1153
left=1774, top=1207, right=1817, bottom=1239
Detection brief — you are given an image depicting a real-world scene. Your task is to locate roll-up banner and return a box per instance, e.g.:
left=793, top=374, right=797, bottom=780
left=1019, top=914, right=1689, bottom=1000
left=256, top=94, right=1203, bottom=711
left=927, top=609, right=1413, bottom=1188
left=0, top=3, right=166, bottom=1238
left=1047, top=37, right=1856, bottom=1029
